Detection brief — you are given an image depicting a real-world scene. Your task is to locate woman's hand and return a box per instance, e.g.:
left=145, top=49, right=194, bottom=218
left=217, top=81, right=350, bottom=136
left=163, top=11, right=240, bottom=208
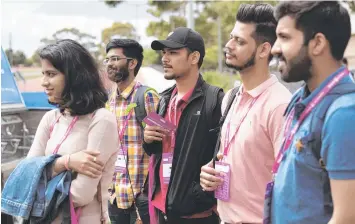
left=68, top=150, right=105, bottom=178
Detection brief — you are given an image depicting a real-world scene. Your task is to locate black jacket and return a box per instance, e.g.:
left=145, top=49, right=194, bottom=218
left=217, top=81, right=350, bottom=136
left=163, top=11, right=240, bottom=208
left=144, top=75, right=224, bottom=218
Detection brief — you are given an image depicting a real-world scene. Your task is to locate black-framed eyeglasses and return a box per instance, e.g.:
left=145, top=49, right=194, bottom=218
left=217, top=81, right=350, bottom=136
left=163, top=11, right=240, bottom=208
left=103, top=56, right=133, bottom=65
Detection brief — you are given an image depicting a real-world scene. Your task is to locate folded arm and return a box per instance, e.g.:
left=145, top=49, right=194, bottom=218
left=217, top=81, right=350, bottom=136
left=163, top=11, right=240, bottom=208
left=70, top=112, right=118, bottom=207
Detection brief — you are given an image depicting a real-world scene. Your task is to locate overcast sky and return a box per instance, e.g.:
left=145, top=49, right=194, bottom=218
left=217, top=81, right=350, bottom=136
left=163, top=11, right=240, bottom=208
left=1, top=0, right=157, bottom=56
left=1, top=0, right=355, bottom=57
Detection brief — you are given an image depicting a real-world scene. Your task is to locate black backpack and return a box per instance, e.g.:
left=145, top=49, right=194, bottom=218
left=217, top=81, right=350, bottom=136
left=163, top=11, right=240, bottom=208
left=108, top=85, right=158, bottom=129
left=205, top=85, right=224, bottom=131
left=133, top=85, right=158, bottom=129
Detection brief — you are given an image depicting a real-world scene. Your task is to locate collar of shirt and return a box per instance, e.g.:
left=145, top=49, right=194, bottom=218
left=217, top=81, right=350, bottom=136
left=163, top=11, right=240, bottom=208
left=239, top=74, right=278, bottom=98
left=171, top=87, right=195, bottom=105
left=114, top=80, right=138, bottom=100
left=292, top=66, right=350, bottom=117
left=168, top=87, right=194, bottom=125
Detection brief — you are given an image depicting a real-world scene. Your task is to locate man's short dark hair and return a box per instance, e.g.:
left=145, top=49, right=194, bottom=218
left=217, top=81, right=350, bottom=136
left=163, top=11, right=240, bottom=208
left=185, top=47, right=203, bottom=68
left=342, top=57, right=348, bottom=66
left=236, top=3, right=277, bottom=61
left=106, top=39, right=144, bottom=76
left=39, top=39, right=108, bottom=116
left=274, top=1, right=351, bottom=61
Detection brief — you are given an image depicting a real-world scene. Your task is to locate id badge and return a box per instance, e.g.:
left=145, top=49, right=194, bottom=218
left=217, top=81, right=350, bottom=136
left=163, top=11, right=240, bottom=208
left=214, top=161, right=231, bottom=201
left=115, top=147, right=127, bottom=174
left=162, top=153, right=173, bottom=184
left=263, top=181, right=274, bottom=224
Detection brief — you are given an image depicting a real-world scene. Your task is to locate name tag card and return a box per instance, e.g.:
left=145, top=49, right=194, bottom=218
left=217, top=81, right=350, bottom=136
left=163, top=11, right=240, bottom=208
left=115, top=147, right=127, bottom=174
left=162, top=153, right=173, bottom=184
left=143, top=112, right=176, bottom=132
left=214, top=161, right=231, bottom=201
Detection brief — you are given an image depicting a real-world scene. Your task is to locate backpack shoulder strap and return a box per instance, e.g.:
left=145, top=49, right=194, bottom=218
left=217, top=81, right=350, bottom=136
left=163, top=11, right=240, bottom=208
left=310, top=82, right=355, bottom=163
left=219, top=87, right=239, bottom=127
left=284, top=87, right=303, bottom=117
left=205, top=85, right=223, bottom=130
left=133, top=85, right=158, bottom=129
left=309, top=82, right=355, bottom=214
left=132, top=85, right=158, bottom=194
left=212, top=86, right=239, bottom=159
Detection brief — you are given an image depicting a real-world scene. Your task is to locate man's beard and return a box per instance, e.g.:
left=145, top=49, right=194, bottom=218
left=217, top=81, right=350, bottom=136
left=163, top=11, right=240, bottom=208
left=164, top=73, right=182, bottom=80
left=107, top=64, right=130, bottom=83
left=163, top=65, right=182, bottom=80
left=278, top=45, right=312, bottom=83
left=225, top=49, right=256, bottom=72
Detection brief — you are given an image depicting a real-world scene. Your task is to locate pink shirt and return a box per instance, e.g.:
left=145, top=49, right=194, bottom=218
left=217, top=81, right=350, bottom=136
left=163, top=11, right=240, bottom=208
left=27, top=108, right=118, bottom=224
left=217, top=75, right=291, bottom=224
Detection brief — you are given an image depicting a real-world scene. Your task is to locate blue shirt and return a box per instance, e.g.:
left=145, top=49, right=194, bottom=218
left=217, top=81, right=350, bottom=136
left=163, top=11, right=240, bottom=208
left=271, top=66, right=355, bottom=224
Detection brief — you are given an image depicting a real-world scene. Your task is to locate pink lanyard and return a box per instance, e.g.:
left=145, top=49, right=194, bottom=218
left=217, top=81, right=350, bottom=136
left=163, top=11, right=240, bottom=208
left=50, top=115, right=79, bottom=155
left=168, top=88, right=179, bottom=151
left=223, top=93, right=259, bottom=157
left=111, top=84, right=138, bottom=147
left=168, top=88, right=179, bottom=125
left=49, top=112, right=85, bottom=224
left=272, top=68, right=350, bottom=174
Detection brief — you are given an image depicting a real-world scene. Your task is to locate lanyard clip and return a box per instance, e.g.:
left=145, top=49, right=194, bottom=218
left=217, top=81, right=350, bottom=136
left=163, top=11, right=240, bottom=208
left=272, top=173, right=276, bottom=181
left=170, top=131, right=176, bottom=150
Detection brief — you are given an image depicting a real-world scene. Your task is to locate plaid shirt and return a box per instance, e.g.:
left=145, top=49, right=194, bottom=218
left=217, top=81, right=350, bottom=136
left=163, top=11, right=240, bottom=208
left=106, top=81, right=159, bottom=209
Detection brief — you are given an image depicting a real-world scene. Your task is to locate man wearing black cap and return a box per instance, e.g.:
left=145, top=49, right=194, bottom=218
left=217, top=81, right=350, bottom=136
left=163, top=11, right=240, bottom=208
left=143, top=27, right=224, bottom=224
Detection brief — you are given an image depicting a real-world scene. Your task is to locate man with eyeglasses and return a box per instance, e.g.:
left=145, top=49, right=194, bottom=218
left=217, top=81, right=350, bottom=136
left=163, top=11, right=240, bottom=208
left=104, top=39, right=160, bottom=224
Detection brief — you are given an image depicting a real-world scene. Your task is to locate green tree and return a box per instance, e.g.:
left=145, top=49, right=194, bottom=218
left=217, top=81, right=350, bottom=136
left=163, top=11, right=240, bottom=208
left=40, top=28, right=98, bottom=59
left=143, top=48, right=160, bottom=66
left=343, top=0, right=355, bottom=12
left=146, top=1, right=188, bottom=39
left=5, top=49, right=14, bottom=65
left=13, top=51, right=27, bottom=66
left=102, top=0, right=277, bottom=72
left=147, top=1, right=187, bottom=18
left=5, top=49, right=27, bottom=66
left=200, top=1, right=277, bottom=70
left=30, top=50, right=41, bottom=66
left=24, top=58, right=33, bottom=67
left=98, top=22, right=137, bottom=60
left=104, top=0, right=124, bottom=8
left=203, top=45, right=219, bottom=70
left=144, top=1, right=277, bottom=69
left=146, top=16, right=186, bottom=40
left=101, top=22, right=137, bottom=43
left=203, top=70, right=239, bottom=91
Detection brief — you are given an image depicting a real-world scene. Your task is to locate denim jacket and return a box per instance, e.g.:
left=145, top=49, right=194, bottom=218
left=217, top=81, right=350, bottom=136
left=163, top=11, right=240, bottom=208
left=1, top=154, right=72, bottom=223
left=28, top=171, right=73, bottom=224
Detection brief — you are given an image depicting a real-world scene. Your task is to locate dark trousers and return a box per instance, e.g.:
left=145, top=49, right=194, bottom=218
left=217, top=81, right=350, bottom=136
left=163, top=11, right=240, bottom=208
left=1, top=213, right=13, bottom=224
left=108, top=194, right=150, bottom=224
left=155, top=208, right=219, bottom=224
left=109, top=202, right=137, bottom=224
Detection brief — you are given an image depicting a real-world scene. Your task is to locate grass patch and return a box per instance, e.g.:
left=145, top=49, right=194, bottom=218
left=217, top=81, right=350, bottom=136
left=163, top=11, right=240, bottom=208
left=202, top=70, right=240, bottom=91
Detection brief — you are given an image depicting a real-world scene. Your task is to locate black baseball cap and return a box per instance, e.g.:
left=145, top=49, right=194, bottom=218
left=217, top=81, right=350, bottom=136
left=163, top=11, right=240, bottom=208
left=151, top=27, right=205, bottom=58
